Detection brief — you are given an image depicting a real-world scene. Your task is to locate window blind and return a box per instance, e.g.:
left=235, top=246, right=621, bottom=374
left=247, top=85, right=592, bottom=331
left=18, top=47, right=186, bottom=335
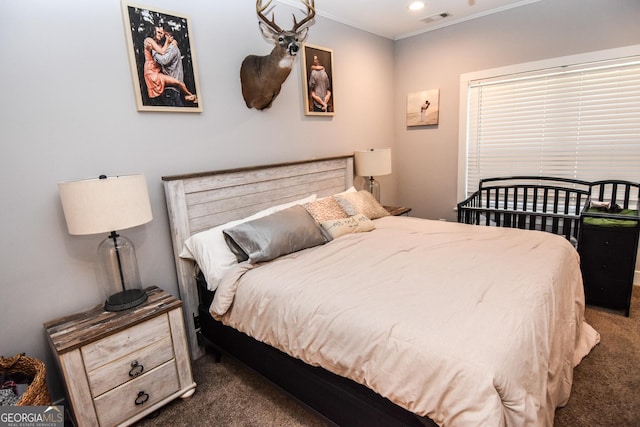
left=465, top=57, right=640, bottom=197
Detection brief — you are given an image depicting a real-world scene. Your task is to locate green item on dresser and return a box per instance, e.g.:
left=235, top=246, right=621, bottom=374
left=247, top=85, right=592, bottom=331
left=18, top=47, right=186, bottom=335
left=583, top=208, right=639, bottom=227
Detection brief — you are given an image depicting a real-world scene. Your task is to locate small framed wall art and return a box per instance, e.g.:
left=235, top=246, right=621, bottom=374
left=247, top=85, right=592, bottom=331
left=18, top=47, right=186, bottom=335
left=121, top=1, right=202, bottom=112
left=406, top=89, right=439, bottom=126
left=301, top=43, right=335, bottom=116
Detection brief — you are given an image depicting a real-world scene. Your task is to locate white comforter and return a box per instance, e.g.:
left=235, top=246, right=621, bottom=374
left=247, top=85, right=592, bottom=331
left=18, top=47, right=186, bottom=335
left=210, top=216, right=599, bottom=427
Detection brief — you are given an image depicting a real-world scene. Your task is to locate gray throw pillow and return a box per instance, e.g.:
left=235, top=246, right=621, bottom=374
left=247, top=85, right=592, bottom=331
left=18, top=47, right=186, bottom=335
left=223, top=205, right=331, bottom=264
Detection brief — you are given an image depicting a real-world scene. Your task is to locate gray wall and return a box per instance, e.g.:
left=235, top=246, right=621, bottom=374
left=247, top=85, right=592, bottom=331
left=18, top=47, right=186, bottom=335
left=0, top=0, right=394, bottom=400
left=1, top=0, right=638, bottom=403
left=393, top=0, right=640, bottom=221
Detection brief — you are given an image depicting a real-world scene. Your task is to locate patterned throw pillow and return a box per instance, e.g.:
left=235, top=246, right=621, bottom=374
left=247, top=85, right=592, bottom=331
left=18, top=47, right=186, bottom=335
left=333, top=190, right=390, bottom=219
left=303, top=197, right=349, bottom=223
left=320, top=214, right=376, bottom=238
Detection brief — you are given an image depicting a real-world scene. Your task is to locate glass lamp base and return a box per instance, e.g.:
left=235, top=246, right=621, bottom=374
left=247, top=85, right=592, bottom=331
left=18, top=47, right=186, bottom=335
left=98, top=232, right=147, bottom=312
left=366, top=177, right=381, bottom=202
left=104, top=288, right=148, bottom=312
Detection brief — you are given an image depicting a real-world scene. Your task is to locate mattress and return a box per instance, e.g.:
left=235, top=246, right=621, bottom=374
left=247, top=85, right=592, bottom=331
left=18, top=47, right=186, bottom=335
left=211, top=216, right=599, bottom=426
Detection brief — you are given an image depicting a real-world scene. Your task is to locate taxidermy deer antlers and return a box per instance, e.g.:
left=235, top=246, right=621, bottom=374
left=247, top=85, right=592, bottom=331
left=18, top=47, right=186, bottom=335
left=240, top=0, right=316, bottom=110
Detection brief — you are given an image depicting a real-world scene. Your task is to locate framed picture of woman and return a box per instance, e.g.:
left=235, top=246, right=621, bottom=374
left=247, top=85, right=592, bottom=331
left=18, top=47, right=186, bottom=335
left=301, top=44, right=335, bottom=116
left=121, top=1, right=202, bottom=112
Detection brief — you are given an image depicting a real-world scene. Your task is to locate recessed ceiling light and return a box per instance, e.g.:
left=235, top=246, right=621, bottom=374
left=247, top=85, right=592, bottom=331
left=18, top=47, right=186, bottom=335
left=409, top=2, right=425, bottom=12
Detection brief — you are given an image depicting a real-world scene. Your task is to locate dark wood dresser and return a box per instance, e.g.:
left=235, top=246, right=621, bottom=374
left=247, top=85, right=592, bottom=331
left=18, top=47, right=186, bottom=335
left=578, top=190, right=640, bottom=316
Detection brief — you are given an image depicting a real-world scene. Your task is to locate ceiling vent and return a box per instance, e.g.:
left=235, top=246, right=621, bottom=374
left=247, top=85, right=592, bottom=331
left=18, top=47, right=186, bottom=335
left=421, top=12, right=450, bottom=23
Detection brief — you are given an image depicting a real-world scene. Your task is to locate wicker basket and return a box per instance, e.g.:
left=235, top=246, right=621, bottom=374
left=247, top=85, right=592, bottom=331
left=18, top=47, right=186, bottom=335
left=0, top=353, right=51, bottom=406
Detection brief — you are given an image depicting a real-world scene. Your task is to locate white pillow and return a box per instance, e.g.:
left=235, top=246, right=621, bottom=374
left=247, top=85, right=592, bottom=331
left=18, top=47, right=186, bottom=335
left=180, top=194, right=316, bottom=290
left=318, top=186, right=356, bottom=200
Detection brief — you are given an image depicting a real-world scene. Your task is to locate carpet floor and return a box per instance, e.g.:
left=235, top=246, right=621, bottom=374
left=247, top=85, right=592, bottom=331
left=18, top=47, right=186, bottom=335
left=134, top=292, right=640, bottom=427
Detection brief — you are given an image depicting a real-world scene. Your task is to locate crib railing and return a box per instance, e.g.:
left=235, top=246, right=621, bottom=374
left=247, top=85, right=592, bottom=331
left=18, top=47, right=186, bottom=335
left=457, top=176, right=592, bottom=241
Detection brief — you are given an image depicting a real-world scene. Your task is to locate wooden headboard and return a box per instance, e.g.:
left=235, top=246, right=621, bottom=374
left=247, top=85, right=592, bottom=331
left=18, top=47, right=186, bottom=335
left=162, top=155, right=354, bottom=359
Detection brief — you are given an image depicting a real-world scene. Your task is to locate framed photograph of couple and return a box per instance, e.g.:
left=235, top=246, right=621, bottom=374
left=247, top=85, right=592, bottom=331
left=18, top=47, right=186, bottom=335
left=121, top=1, right=202, bottom=112
left=406, top=89, right=439, bottom=126
left=301, top=44, right=335, bottom=116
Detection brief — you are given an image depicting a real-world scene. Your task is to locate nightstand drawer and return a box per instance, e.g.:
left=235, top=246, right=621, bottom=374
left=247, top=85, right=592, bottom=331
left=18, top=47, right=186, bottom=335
left=81, top=314, right=171, bottom=372
left=86, top=336, right=174, bottom=397
left=94, top=360, right=179, bottom=427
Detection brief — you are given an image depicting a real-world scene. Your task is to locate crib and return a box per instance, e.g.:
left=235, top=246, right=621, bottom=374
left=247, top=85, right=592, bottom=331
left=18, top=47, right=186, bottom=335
left=457, top=176, right=593, bottom=243
left=458, top=176, right=640, bottom=315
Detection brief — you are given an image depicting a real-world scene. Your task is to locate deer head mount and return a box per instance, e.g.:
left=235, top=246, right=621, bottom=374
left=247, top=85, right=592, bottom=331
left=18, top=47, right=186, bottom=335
left=240, top=0, right=315, bottom=110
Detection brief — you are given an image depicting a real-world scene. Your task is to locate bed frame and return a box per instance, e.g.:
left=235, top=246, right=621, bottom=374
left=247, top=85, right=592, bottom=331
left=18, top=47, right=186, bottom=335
left=163, top=156, right=434, bottom=427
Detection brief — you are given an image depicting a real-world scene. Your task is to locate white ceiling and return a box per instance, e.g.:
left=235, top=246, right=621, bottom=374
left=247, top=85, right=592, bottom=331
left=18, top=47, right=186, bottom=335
left=278, top=0, right=542, bottom=40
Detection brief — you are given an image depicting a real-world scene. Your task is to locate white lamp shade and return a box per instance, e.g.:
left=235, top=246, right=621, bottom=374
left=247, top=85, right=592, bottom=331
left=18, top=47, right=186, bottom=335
left=58, top=174, right=153, bottom=235
left=354, top=148, right=392, bottom=177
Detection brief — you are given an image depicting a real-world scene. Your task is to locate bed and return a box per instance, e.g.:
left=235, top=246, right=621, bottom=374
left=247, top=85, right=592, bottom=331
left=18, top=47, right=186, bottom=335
left=162, top=156, right=600, bottom=427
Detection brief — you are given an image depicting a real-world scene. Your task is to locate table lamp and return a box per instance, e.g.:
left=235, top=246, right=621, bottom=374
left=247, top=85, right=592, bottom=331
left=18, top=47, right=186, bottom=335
left=58, top=174, right=153, bottom=311
left=354, top=148, right=392, bottom=202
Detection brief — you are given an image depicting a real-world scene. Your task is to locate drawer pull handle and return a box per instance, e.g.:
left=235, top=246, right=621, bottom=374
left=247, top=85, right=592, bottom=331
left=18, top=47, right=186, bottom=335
left=129, top=361, right=144, bottom=377
left=135, top=391, right=150, bottom=405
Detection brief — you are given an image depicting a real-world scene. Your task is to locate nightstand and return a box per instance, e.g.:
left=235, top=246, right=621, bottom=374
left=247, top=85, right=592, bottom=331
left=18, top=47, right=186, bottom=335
left=384, top=206, right=412, bottom=216
left=44, top=286, right=196, bottom=427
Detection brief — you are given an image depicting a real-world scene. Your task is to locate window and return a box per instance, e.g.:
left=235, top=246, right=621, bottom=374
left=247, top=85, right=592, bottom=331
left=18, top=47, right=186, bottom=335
left=458, top=45, right=640, bottom=200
